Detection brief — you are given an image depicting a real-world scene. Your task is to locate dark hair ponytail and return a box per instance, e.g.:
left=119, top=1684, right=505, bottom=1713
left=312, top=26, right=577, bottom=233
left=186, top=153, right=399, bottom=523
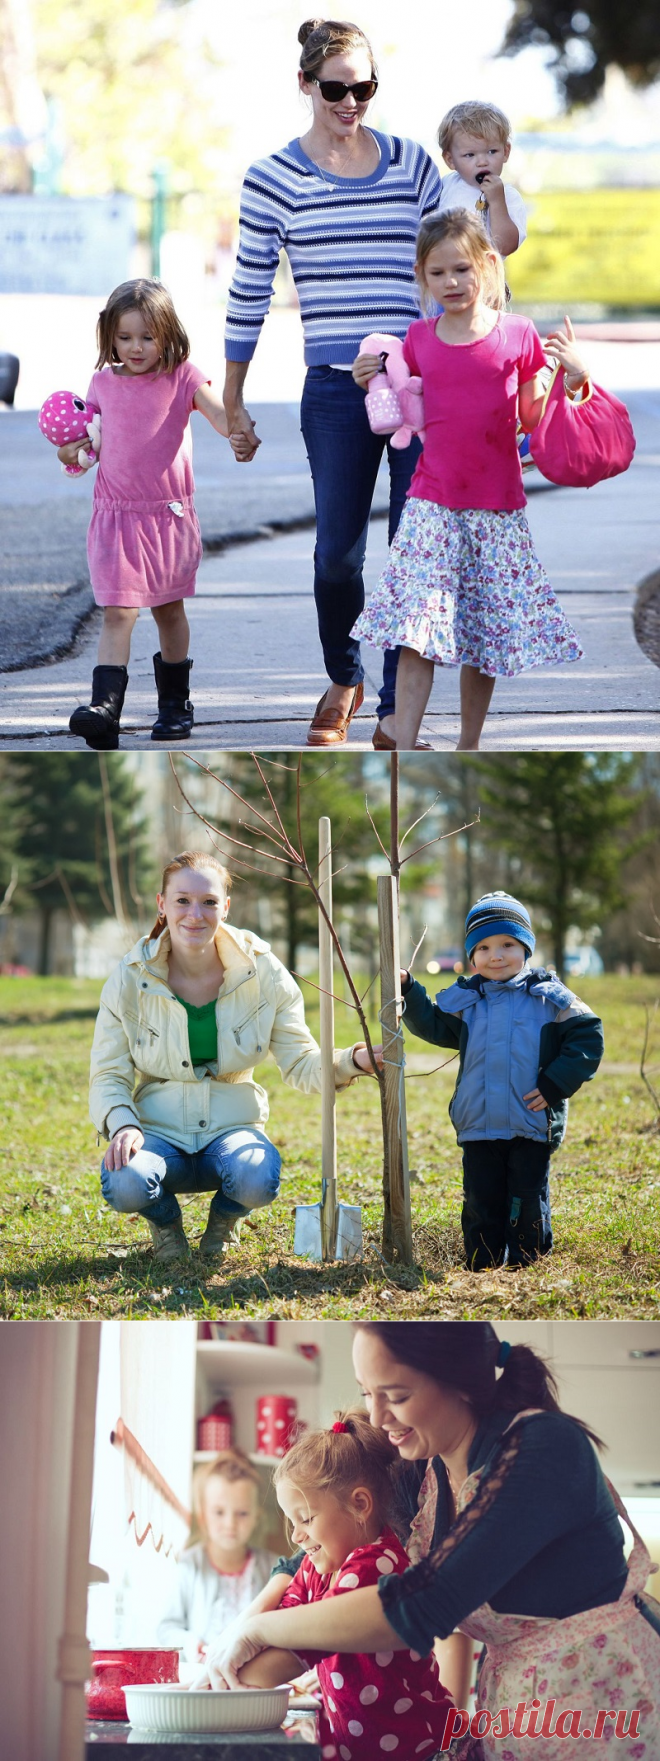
left=354, top=1323, right=603, bottom=1448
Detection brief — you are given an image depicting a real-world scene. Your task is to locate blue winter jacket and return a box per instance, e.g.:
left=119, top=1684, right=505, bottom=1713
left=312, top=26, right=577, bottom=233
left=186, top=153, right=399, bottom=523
left=402, top=966, right=604, bottom=1149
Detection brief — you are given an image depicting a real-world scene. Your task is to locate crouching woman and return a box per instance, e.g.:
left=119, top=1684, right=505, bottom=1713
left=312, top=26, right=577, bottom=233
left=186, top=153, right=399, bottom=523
left=89, top=850, right=371, bottom=1264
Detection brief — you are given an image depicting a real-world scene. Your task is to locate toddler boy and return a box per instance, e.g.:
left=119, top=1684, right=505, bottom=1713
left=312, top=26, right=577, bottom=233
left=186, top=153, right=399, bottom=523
left=438, top=101, right=527, bottom=258
left=402, top=891, right=604, bottom=1270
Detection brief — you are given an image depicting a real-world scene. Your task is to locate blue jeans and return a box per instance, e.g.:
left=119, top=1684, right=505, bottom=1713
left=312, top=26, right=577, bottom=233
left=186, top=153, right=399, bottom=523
left=100, top=1128, right=281, bottom=1227
left=300, top=366, right=422, bottom=719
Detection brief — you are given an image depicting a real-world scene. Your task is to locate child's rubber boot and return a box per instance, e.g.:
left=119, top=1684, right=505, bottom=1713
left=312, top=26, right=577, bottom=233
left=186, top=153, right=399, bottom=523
left=145, top=1217, right=190, bottom=1264
left=69, top=665, right=128, bottom=750
left=151, top=652, right=194, bottom=741
left=198, top=1208, right=244, bottom=1260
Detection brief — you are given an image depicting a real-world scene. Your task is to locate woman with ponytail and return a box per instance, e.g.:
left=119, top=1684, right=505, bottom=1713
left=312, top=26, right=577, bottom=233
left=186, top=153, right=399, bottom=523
left=223, top=18, right=442, bottom=749
left=89, top=850, right=373, bottom=1265
left=198, top=1323, right=660, bottom=1759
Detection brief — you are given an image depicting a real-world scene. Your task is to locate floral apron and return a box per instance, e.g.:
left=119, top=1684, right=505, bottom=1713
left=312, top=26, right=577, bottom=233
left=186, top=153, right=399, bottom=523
left=411, top=1411, right=660, bottom=1761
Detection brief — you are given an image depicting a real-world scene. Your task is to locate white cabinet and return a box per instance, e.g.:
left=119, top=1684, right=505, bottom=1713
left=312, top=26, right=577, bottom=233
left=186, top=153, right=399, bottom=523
left=194, top=1339, right=320, bottom=1465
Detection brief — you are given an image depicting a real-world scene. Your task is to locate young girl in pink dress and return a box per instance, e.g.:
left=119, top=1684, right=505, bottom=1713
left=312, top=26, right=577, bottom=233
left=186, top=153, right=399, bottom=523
left=351, top=211, right=591, bottom=750
left=59, top=278, right=251, bottom=748
left=234, top=1410, right=455, bottom=1758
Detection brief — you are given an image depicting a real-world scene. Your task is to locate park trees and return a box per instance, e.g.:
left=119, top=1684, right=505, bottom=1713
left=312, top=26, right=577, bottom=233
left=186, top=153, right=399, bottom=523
left=502, top=1, right=660, bottom=105
left=0, top=752, right=153, bottom=973
left=469, top=753, right=641, bottom=976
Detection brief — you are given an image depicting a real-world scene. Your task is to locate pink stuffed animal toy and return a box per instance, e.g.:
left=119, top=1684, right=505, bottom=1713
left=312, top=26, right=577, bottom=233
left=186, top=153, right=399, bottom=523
left=38, top=389, right=101, bottom=477
left=359, top=332, right=425, bottom=449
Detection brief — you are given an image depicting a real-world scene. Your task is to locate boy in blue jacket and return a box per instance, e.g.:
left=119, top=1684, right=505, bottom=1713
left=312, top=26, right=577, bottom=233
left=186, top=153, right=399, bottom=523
left=401, top=892, right=604, bottom=1270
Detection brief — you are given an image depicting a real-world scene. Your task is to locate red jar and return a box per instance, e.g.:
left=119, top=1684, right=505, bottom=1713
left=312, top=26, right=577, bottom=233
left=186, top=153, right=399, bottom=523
left=197, top=1397, right=234, bottom=1452
left=86, top=1646, right=180, bottom=1721
left=255, top=1395, right=298, bottom=1457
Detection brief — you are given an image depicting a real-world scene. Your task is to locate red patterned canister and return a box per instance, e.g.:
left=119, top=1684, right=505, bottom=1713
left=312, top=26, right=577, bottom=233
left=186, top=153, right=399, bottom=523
left=255, top=1395, right=298, bottom=1457
left=197, top=1398, right=234, bottom=1453
left=86, top=1647, right=180, bottom=1721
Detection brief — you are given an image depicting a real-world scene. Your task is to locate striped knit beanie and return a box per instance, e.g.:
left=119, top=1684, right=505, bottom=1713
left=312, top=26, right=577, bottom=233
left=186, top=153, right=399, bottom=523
left=465, top=891, right=535, bottom=959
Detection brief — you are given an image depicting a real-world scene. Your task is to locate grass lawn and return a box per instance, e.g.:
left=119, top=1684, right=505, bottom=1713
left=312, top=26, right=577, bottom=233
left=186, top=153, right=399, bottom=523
left=1, top=974, right=659, bottom=1321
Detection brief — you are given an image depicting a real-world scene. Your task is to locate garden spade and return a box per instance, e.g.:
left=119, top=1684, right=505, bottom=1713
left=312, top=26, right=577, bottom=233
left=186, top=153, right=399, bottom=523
left=293, top=816, right=363, bottom=1263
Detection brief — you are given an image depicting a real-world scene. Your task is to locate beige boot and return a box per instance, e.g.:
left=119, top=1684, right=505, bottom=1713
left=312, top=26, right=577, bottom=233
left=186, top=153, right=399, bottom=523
left=145, top=1216, right=190, bottom=1264
left=199, top=1209, right=244, bottom=1259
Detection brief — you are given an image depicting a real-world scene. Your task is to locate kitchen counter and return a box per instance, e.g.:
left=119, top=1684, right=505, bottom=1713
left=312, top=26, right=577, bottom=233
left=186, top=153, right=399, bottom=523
left=85, top=1714, right=321, bottom=1757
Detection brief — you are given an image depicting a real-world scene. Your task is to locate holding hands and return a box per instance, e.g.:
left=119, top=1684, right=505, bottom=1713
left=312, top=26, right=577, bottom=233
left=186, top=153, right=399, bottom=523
left=228, top=417, right=261, bottom=462
left=544, top=315, right=589, bottom=392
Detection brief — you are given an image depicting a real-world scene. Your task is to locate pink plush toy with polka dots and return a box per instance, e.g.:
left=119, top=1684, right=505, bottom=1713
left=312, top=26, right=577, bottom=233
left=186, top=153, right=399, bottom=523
left=38, top=389, right=101, bottom=477
left=359, top=331, right=426, bottom=450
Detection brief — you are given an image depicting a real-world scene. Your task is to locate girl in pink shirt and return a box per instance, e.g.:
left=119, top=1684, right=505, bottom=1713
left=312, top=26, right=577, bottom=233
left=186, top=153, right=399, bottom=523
left=235, top=1410, right=455, bottom=1759
left=58, top=278, right=250, bottom=748
left=352, top=211, right=591, bottom=750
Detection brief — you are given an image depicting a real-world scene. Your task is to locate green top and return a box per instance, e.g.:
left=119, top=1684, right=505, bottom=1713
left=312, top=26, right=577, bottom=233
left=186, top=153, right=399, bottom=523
left=174, top=994, right=218, bottom=1065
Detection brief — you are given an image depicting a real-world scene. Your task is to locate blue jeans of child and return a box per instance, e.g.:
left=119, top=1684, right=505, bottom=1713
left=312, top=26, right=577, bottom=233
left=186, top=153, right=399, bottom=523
left=461, top=1138, right=553, bottom=1270
left=100, top=1128, right=281, bottom=1226
left=300, top=366, right=422, bottom=720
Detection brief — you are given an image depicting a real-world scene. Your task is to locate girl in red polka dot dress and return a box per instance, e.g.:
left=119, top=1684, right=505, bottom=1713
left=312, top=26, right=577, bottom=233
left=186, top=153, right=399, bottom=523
left=243, top=1411, right=454, bottom=1759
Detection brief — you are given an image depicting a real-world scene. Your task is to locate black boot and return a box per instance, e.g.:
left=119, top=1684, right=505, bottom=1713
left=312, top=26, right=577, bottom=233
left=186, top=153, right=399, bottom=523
left=151, top=651, right=194, bottom=741
left=69, top=665, right=128, bottom=750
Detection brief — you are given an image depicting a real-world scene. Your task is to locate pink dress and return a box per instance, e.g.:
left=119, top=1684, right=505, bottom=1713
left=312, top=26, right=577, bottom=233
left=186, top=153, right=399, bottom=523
left=280, top=1525, right=454, bottom=1758
left=85, top=360, right=209, bottom=606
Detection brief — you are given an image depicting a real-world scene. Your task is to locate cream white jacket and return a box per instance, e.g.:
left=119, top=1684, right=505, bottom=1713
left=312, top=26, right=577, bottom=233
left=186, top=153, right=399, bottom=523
left=89, top=923, right=359, bottom=1153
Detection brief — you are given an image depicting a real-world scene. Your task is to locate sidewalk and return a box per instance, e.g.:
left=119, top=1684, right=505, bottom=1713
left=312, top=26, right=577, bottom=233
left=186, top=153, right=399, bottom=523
left=2, top=397, right=659, bottom=749
left=1, top=332, right=659, bottom=745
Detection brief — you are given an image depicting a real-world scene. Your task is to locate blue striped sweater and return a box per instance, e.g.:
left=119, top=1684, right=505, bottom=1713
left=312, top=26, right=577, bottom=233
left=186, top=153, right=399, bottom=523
left=224, top=131, right=443, bottom=366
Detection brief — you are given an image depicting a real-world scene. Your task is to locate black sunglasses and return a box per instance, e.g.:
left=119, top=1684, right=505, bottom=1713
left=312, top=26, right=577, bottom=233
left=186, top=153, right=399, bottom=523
left=311, top=77, right=378, bottom=103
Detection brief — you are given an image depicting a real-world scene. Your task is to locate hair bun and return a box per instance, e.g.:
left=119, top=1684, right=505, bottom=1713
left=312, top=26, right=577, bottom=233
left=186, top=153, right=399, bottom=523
left=298, top=18, right=326, bottom=46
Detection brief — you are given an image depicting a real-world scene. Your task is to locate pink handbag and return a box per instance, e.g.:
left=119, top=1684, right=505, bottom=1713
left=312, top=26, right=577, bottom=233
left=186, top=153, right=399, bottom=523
left=529, top=365, right=635, bottom=488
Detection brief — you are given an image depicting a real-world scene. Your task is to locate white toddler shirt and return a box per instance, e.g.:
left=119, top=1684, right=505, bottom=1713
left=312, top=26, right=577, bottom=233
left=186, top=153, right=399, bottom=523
left=439, top=171, right=527, bottom=247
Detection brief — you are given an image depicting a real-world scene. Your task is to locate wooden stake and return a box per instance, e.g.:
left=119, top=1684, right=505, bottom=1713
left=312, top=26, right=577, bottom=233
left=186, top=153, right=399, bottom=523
left=378, top=873, right=413, bottom=1263
left=319, top=817, right=337, bottom=1260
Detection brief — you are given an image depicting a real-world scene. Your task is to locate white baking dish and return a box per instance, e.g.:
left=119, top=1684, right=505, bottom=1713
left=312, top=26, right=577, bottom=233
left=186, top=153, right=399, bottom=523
left=123, top=1682, right=290, bottom=1733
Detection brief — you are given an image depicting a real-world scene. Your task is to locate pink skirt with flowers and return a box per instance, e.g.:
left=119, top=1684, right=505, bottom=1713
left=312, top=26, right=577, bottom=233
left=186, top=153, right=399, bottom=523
left=352, top=496, right=582, bottom=678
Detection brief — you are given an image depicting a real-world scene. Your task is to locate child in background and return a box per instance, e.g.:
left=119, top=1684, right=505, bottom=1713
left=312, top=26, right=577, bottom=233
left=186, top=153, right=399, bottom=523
left=58, top=277, right=250, bottom=749
left=156, top=1450, right=276, bottom=1671
left=352, top=211, right=589, bottom=749
left=401, top=891, right=604, bottom=1269
left=437, top=100, right=526, bottom=260
left=231, top=1410, right=454, bottom=1755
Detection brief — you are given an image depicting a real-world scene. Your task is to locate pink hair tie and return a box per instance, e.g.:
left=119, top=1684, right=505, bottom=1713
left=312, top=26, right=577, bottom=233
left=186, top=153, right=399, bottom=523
left=331, top=1421, right=349, bottom=1434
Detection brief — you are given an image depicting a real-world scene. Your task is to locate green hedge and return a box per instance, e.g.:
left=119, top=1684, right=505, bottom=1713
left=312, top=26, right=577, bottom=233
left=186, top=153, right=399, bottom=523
left=509, top=189, right=660, bottom=309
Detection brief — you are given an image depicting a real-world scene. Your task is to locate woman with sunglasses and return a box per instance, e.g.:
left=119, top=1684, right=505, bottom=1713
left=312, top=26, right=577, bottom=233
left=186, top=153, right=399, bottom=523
left=223, top=17, right=442, bottom=750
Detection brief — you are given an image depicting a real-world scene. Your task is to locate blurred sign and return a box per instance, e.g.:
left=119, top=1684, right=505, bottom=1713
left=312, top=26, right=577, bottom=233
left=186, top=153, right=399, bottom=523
left=0, top=195, right=135, bottom=294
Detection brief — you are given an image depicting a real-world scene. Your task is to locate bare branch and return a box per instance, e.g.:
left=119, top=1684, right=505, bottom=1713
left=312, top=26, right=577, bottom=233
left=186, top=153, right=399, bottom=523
left=291, top=971, right=361, bottom=1014
left=399, top=793, right=442, bottom=848
left=170, top=753, right=289, bottom=846
left=405, top=1052, right=459, bottom=1079
left=408, top=925, right=428, bottom=972
left=364, top=795, right=390, bottom=864
left=399, top=816, right=479, bottom=866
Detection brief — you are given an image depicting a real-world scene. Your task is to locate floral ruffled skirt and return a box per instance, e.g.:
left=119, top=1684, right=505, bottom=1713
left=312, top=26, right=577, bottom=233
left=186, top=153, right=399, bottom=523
left=352, top=496, right=582, bottom=678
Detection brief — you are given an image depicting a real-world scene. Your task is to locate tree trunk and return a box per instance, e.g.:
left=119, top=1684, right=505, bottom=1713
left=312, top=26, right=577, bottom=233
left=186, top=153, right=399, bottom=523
left=38, top=905, right=53, bottom=976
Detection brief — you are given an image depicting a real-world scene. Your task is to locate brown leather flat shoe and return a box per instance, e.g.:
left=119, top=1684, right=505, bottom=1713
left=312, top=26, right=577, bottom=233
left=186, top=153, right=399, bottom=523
left=372, top=723, right=432, bottom=752
left=307, top=681, right=364, bottom=746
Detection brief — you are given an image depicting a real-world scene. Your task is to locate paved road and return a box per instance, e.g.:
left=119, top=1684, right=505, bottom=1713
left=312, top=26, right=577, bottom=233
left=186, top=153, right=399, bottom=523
left=1, top=375, right=658, bottom=749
